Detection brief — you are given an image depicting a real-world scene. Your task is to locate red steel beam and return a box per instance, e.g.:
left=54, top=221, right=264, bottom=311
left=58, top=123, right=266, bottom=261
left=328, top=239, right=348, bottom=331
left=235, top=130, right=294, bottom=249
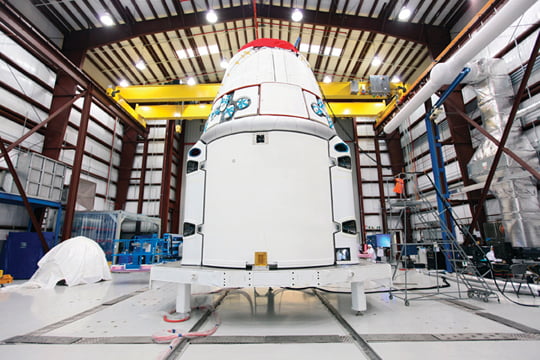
left=384, top=131, right=405, bottom=178
left=444, top=98, right=540, bottom=182
left=62, top=87, right=93, bottom=240
left=171, top=130, right=186, bottom=234
left=159, top=121, right=175, bottom=235
left=62, top=4, right=450, bottom=58
left=42, top=74, right=81, bottom=160
left=114, top=127, right=139, bottom=210
left=137, top=136, right=150, bottom=214
left=373, top=137, right=388, bottom=233
left=352, top=122, right=367, bottom=245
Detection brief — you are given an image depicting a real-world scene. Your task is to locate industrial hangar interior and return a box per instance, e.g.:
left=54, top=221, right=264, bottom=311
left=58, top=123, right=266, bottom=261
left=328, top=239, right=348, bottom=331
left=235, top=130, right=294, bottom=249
left=0, top=0, right=540, bottom=359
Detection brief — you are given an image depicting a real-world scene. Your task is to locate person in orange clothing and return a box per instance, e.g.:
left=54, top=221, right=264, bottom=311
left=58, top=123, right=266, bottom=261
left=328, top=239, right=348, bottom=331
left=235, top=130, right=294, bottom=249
left=393, top=176, right=405, bottom=195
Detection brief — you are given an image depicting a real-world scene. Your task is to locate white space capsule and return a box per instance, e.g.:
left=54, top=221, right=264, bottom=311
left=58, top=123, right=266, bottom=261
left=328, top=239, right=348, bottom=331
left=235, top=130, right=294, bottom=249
left=182, top=39, right=359, bottom=269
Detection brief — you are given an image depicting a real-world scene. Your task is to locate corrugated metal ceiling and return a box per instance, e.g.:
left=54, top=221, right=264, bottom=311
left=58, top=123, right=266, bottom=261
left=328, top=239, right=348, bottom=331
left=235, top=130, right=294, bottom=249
left=28, top=0, right=481, bottom=89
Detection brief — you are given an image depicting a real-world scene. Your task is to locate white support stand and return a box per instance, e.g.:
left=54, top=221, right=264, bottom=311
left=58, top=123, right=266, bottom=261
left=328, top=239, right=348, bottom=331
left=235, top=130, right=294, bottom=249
left=150, top=261, right=391, bottom=313
left=176, top=283, right=191, bottom=314
left=351, top=281, right=366, bottom=312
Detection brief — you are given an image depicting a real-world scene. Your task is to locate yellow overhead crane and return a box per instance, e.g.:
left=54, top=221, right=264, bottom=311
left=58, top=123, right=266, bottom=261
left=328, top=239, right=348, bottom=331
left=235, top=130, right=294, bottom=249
left=108, top=81, right=405, bottom=127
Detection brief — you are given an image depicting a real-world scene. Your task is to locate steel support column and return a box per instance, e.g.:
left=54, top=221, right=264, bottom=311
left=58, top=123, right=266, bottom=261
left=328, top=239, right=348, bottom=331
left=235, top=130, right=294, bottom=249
left=115, top=127, right=140, bottom=210
left=384, top=131, right=405, bottom=177
left=137, top=136, right=150, bottom=214
left=171, top=130, right=186, bottom=234
left=424, top=96, right=455, bottom=272
left=443, top=91, right=487, bottom=235
left=373, top=137, right=388, bottom=234
left=423, top=67, right=471, bottom=271
left=470, top=32, right=540, bottom=234
left=62, top=86, right=93, bottom=240
left=159, top=121, right=175, bottom=235
left=42, top=77, right=77, bottom=159
left=352, top=122, right=367, bottom=246
left=44, top=27, right=84, bottom=159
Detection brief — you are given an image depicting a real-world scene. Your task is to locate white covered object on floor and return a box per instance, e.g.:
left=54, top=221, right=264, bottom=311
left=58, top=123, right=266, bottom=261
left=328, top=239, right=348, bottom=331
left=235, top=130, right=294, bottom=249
left=25, top=236, right=111, bottom=289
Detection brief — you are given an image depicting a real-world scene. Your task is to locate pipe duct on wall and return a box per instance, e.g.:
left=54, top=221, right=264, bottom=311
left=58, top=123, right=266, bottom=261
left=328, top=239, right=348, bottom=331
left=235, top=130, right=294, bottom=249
left=466, top=58, right=540, bottom=248
left=383, top=0, right=537, bottom=134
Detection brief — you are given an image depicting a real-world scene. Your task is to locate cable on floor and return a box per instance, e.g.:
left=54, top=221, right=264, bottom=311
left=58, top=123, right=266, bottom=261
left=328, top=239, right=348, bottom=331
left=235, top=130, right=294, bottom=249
left=282, top=277, right=450, bottom=295
left=484, top=260, right=539, bottom=308
left=154, top=305, right=222, bottom=360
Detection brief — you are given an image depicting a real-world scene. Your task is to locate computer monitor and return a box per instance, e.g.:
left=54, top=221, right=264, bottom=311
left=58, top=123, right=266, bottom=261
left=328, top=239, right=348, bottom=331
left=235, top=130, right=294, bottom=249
left=376, top=234, right=391, bottom=248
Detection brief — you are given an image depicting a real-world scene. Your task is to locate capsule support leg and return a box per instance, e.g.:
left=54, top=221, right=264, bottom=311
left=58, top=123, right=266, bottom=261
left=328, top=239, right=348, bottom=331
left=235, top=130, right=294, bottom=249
left=176, top=283, right=191, bottom=314
left=351, top=281, right=366, bottom=312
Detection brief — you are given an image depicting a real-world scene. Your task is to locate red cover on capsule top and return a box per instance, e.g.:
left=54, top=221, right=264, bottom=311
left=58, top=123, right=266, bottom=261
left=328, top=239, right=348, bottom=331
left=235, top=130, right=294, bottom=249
left=239, top=38, right=298, bottom=53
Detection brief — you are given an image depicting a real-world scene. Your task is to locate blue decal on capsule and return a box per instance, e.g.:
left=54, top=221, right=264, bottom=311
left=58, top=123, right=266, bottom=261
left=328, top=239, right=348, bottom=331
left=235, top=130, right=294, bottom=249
left=219, top=95, right=231, bottom=111
left=312, top=99, right=332, bottom=127
left=205, top=93, right=252, bottom=129
left=236, top=97, right=251, bottom=110
left=311, top=103, right=324, bottom=116
left=224, top=104, right=236, bottom=120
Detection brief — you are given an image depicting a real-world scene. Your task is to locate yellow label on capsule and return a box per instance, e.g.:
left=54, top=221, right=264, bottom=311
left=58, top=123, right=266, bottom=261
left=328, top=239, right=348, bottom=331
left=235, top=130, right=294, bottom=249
left=254, top=252, right=268, bottom=266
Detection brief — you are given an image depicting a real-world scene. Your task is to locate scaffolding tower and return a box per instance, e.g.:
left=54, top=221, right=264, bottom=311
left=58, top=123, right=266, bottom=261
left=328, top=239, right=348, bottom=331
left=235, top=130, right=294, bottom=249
left=386, top=175, right=499, bottom=306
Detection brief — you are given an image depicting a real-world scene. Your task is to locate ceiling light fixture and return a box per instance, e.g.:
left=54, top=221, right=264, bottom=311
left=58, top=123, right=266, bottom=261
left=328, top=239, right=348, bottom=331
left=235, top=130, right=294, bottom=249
left=220, top=58, right=229, bottom=69
left=323, top=75, right=332, bottom=83
left=176, top=48, right=195, bottom=59
left=398, top=8, right=411, bottom=21
left=391, top=76, right=401, bottom=83
left=187, top=77, right=196, bottom=86
left=206, top=9, right=218, bottom=23
left=119, top=79, right=129, bottom=87
left=291, top=9, right=303, bottom=22
left=135, top=60, right=146, bottom=70
left=100, top=13, right=114, bottom=26
left=372, top=56, right=382, bottom=67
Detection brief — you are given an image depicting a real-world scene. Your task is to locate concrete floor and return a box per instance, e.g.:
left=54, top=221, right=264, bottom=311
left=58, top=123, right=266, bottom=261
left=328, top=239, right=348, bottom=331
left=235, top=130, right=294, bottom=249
left=1, top=269, right=539, bottom=359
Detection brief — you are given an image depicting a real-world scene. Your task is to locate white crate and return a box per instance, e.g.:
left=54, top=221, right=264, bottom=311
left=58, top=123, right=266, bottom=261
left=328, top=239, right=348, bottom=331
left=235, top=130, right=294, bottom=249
left=8, top=152, right=66, bottom=202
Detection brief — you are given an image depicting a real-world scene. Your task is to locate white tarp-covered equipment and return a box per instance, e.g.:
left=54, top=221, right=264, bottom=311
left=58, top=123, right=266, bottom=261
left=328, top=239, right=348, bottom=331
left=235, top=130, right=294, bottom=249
left=26, top=236, right=112, bottom=289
